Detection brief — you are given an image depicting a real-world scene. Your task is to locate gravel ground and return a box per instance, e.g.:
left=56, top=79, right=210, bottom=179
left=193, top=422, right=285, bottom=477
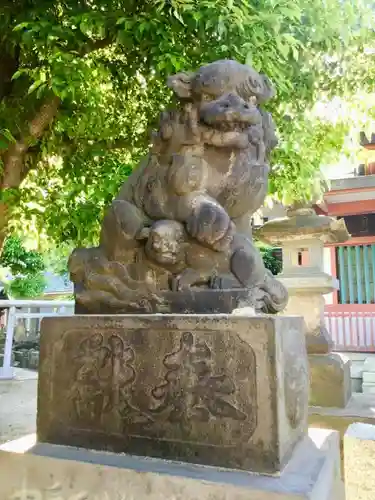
left=0, top=368, right=37, bottom=444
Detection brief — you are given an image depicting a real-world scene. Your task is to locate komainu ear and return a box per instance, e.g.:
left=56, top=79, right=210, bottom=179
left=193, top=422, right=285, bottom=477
left=167, top=71, right=194, bottom=98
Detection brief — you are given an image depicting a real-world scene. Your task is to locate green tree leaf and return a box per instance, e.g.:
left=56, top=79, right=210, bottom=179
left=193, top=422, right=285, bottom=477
left=1, top=129, right=16, bottom=144
left=0, top=0, right=373, bottom=250
left=28, top=79, right=44, bottom=94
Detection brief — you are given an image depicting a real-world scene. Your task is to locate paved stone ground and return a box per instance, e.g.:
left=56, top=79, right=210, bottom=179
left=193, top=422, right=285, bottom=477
left=0, top=368, right=37, bottom=445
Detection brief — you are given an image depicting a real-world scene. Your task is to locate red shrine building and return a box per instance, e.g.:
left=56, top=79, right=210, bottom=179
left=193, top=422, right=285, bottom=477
left=315, top=133, right=375, bottom=353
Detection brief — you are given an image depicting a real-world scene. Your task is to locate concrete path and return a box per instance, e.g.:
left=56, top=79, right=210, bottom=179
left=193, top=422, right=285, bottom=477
left=0, top=368, right=37, bottom=444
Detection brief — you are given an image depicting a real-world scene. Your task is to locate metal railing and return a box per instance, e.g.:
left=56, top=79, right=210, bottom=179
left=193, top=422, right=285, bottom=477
left=0, top=300, right=74, bottom=380
left=3, top=300, right=375, bottom=378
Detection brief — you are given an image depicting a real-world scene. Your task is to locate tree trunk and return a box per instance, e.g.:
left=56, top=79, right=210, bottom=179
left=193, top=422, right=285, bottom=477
left=0, top=202, right=9, bottom=251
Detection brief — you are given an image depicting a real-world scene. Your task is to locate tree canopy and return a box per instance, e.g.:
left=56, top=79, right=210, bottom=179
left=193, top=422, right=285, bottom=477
left=1, top=0, right=374, bottom=250
left=0, top=236, right=46, bottom=297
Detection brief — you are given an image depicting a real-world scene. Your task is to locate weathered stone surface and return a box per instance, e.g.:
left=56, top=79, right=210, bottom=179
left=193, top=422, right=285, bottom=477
left=0, top=428, right=343, bottom=500
left=68, top=59, right=288, bottom=315
left=344, top=422, right=375, bottom=500
left=309, top=353, right=351, bottom=408
left=256, top=207, right=349, bottom=246
left=37, top=314, right=308, bottom=474
left=75, top=288, right=269, bottom=315
left=280, top=294, right=333, bottom=355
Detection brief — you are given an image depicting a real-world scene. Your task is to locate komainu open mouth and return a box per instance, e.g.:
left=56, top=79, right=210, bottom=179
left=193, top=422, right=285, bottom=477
left=199, top=119, right=252, bottom=132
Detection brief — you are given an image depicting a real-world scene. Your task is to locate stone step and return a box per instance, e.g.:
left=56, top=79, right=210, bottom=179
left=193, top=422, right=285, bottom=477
left=350, top=360, right=364, bottom=378
left=363, top=357, right=375, bottom=372
left=345, top=352, right=368, bottom=362
left=0, top=428, right=343, bottom=500
left=362, top=372, right=375, bottom=383
left=362, top=383, right=375, bottom=394
left=351, top=377, right=363, bottom=393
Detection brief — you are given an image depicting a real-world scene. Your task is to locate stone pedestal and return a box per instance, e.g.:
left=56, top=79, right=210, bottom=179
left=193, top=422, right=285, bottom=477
left=256, top=208, right=352, bottom=409
left=0, top=313, right=344, bottom=499
left=75, top=288, right=258, bottom=315
left=344, top=422, right=375, bottom=499
left=37, top=314, right=308, bottom=474
left=0, top=428, right=343, bottom=500
left=309, top=353, right=352, bottom=408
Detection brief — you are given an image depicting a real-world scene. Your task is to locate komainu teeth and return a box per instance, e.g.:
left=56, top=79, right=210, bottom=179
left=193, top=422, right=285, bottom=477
left=201, top=118, right=252, bottom=132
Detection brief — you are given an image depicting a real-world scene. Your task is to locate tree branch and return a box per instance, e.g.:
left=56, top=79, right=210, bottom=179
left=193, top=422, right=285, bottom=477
left=1, top=95, right=60, bottom=188
left=0, top=29, right=116, bottom=189
left=28, top=96, right=61, bottom=139
left=80, top=36, right=114, bottom=56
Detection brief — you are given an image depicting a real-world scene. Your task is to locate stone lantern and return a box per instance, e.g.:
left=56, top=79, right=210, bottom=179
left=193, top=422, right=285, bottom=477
left=256, top=206, right=352, bottom=408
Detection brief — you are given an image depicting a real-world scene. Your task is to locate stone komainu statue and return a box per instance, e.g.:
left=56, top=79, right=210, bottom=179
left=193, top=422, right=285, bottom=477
left=68, top=59, right=288, bottom=314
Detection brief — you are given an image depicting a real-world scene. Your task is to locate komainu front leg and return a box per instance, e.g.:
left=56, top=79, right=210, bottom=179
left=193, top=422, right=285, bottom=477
left=186, top=198, right=234, bottom=251
left=230, top=236, right=266, bottom=288
left=100, top=200, right=149, bottom=261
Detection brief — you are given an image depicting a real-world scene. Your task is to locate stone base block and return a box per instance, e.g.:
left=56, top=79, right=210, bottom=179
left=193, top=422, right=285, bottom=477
left=37, top=314, right=309, bottom=475
left=309, top=353, right=352, bottom=408
left=0, top=428, right=343, bottom=500
left=306, top=328, right=333, bottom=355
left=278, top=291, right=333, bottom=354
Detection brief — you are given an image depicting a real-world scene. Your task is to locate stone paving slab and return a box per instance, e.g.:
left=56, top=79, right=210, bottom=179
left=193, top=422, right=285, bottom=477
left=0, top=369, right=37, bottom=444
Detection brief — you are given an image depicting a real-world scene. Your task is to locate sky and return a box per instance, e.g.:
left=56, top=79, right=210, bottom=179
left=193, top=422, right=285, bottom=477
left=314, top=93, right=375, bottom=180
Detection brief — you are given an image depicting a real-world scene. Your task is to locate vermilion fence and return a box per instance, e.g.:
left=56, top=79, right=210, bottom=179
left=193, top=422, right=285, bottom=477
left=324, top=304, right=375, bottom=352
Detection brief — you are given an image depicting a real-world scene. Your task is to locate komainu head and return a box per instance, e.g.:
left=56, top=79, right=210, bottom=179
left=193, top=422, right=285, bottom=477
left=168, top=59, right=274, bottom=104
left=163, top=60, right=276, bottom=150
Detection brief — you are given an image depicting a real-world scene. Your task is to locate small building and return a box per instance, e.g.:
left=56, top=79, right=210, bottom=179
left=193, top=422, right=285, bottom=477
left=42, top=272, right=73, bottom=299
